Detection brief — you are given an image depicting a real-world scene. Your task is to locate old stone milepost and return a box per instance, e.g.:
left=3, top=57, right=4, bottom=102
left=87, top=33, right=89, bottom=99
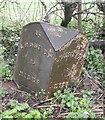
left=14, top=22, right=89, bottom=97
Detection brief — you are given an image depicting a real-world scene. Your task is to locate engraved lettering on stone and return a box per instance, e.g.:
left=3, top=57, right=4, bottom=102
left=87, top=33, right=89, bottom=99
left=53, top=81, right=69, bottom=90
left=47, top=27, right=61, bottom=37
left=32, top=76, right=36, bottom=82
left=20, top=44, right=24, bottom=49
left=27, top=75, right=31, bottom=80
left=70, top=64, right=78, bottom=78
left=25, top=42, right=28, bottom=47
left=37, top=79, right=39, bottom=84
left=57, top=37, right=88, bottom=63
left=19, top=41, right=53, bottom=59
left=34, top=43, right=37, bottom=49
left=37, top=45, right=41, bottom=50
left=30, top=59, right=36, bottom=65
left=24, top=51, right=28, bottom=57
left=66, top=63, right=78, bottom=79
left=30, top=42, right=34, bottom=47
left=18, top=70, right=39, bottom=83
left=58, top=28, right=63, bottom=32
left=35, top=30, right=41, bottom=37
left=44, top=48, right=53, bottom=58
left=24, top=73, right=27, bottom=79
left=19, top=71, right=24, bottom=76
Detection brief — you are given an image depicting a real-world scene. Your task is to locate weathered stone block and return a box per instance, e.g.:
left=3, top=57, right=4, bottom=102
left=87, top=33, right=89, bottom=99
left=14, top=22, right=89, bottom=97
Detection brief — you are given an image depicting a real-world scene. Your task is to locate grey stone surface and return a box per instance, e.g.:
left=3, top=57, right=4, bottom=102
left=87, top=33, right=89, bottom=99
left=14, top=22, right=89, bottom=97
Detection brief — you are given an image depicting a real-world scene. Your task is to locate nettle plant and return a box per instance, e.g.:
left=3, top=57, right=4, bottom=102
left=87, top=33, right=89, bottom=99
left=0, top=46, right=13, bottom=80
left=1, top=100, right=41, bottom=119
left=0, top=88, right=8, bottom=99
left=1, top=100, right=53, bottom=119
left=1, top=26, right=20, bottom=76
left=52, top=88, right=95, bottom=118
left=84, top=47, right=105, bottom=85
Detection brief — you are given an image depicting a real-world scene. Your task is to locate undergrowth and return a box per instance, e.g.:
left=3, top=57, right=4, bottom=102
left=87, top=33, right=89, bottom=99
left=84, top=47, right=105, bottom=87
left=0, top=88, right=95, bottom=119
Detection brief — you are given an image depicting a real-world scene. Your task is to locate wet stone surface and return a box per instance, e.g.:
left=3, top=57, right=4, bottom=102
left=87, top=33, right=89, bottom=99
left=14, top=22, right=89, bottom=98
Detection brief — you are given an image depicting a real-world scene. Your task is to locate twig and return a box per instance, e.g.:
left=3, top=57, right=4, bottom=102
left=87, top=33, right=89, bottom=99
left=39, top=0, right=47, bottom=11
left=74, top=78, right=83, bottom=92
left=97, top=94, right=103, bottom=100
left=53, top=13, right=63, bottom=19
left=82, top=67, right=103, bottom=89
left=32, top=98, right=53, bottom=107
left=44, top=8, right=63, bottom=19
left=36, top=104, right=60, bottom=108
left=46, top=2, right=59, bottom=15
left=21, top=0, right=33, bottom=21
left=57, top=104, right=62, bottom=117
left=56, top=112, right=69, bottom=118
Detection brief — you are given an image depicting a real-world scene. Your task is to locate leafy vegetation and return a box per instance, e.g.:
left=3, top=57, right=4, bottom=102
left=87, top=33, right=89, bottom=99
left=0, top=88, right=8, bottom=99
left=84, top=47, right=105, bottom=86
left=1, top=26, right=20, bottom=68
left=0, top=46, right=13, bottom=80
left=1, top=88, right=95, bottom=119
left=53, top=88, right=95, bottom=118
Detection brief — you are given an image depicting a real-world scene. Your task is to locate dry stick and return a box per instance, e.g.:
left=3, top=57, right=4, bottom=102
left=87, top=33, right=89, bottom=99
left=53, top=13, right=63, bottom=19
left=73, top=11, right=104, bottom=19
left=36, top=104, right=60, bottom=108
left=56, top=104, right=63, bottom=118
left=32, top=98, right=54, bottom=107
left=59, top=1, right=64, bottom=12
left=10, top=86, right=54, bottom=106
left=11, top=91, right=18, bottom=100
left=97, top=94, right=103, bottom=100
left=77, top=2, right=82, bottom=32
left=74, top=78, right=83, bottom=93
left=21, top=0, right=33, bottom=21
left=44, top=8, right=63, bottom=20
left=73, top=3, right=95, bottom=16
left=0, top=1, right=6, bottom=10
left=56, top=112, right=69, bottom=118
left=12, top=2, right=17, bottom=21
left=35, top=1, right=39, bottom=21
left=11, top=87, right=33, bottom=98
left=44, top=3, right=61, bottom=19
left=83, top=67, right=103, bottom=89
left=103, top=86, right=105, bottom=117
left=39, top=0, right=47, bottom=11
left=83, top=1, right=94, bottom=20
left=72, top=2, right=103, bottom=23
left=33, top=0, right=36, bottom=20
left=39, top=0, right=47, bottom=21
left=10, top=89, right=32, bottom=103
left=46, top=2, right=59, bottom=15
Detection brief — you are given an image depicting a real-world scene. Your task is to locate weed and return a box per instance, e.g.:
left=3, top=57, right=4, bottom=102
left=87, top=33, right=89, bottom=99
left=1, top=100, right=29, bottom=118
left=84, top=47, right=105, bottom=86
left=0, top=88, right=8, bottom=99
left=52, top=88, right=95, bottom=118
left=0, top=46, right=13, bottom=80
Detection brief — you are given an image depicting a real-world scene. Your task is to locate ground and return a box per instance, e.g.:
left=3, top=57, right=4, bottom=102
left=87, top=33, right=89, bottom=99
left=1, top=79, right=104, bottom=118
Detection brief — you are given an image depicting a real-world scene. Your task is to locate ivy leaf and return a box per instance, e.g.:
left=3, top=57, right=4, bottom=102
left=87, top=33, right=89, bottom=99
left=16, top=103, right=29, bottom=111
left=66, top=102, right=71, bottom=107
